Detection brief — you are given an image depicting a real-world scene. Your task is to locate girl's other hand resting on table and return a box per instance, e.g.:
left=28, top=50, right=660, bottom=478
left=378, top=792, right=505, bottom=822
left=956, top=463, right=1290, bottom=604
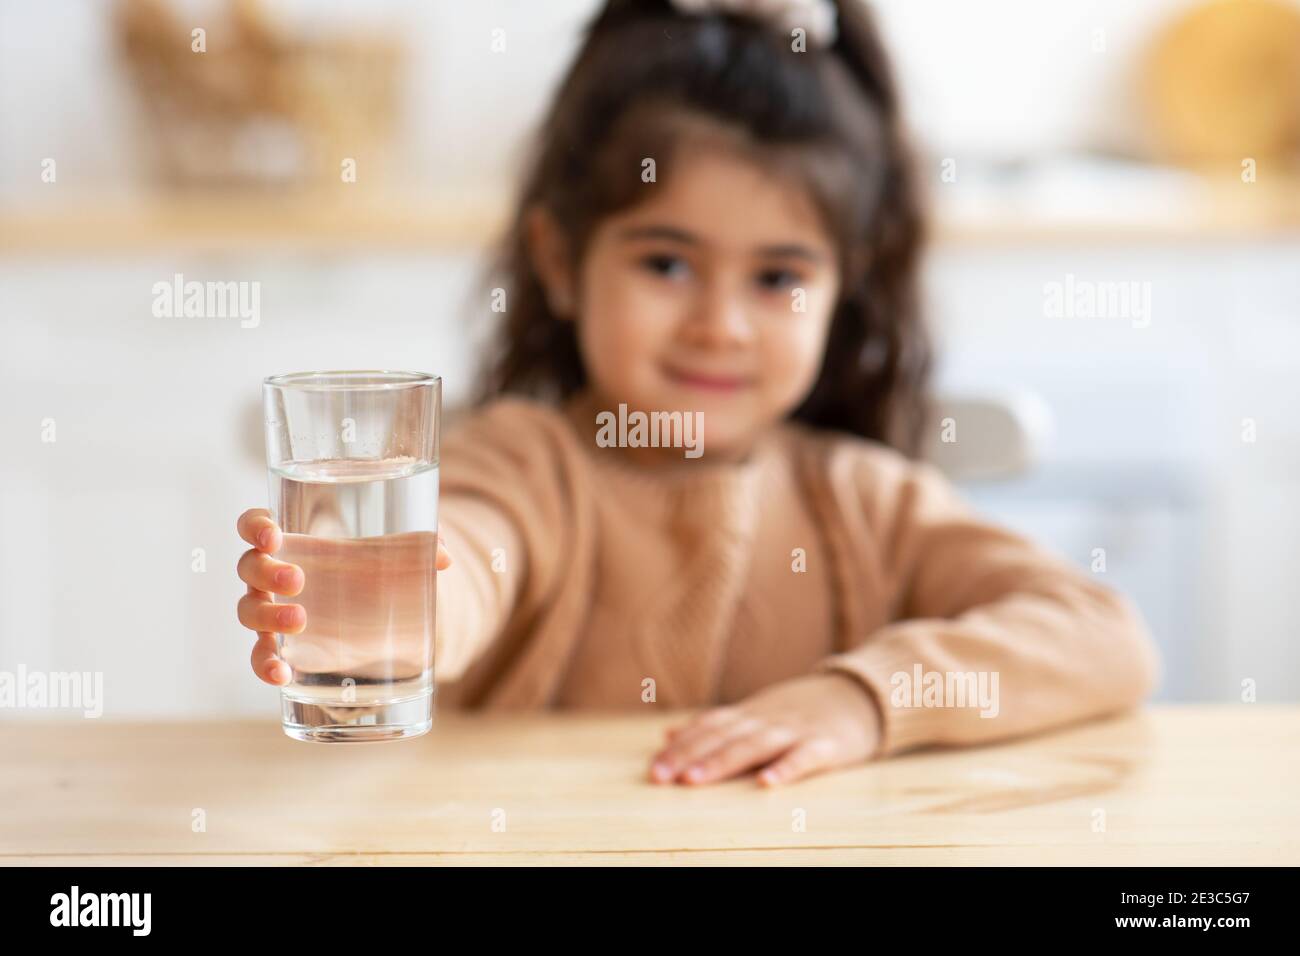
left=649, top=672, right=883, bottom=788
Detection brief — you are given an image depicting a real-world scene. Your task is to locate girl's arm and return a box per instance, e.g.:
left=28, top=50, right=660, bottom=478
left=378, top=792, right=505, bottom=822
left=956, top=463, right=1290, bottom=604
left=812, top=447, right=1162, bottom=758
left=435, top=495, right=526, bottom=681
left=433, top=398, right=583, bottom=683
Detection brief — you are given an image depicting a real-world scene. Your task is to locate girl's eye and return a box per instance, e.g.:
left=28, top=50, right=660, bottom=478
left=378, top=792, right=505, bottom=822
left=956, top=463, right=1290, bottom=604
left=756, top=268, right=802, bottom=291
left=640, top=254, right=690, bottom=280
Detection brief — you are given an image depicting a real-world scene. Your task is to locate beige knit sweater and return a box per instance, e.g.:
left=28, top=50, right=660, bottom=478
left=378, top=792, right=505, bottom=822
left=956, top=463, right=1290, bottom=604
left=432, top=392, right=1160, bottom=758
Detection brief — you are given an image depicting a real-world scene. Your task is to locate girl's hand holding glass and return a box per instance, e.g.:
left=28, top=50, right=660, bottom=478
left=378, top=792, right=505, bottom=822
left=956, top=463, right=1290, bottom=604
left=234, top=507, right=453, bottom=687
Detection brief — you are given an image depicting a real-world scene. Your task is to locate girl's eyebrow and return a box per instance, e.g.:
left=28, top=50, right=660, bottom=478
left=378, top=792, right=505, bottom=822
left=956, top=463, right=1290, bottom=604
left=617, top=224, right=827, bottom=263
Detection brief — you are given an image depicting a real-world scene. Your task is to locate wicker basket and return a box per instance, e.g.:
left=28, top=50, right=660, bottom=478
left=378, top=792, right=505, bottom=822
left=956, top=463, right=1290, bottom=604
left=114, top=0, right=403, bottom=191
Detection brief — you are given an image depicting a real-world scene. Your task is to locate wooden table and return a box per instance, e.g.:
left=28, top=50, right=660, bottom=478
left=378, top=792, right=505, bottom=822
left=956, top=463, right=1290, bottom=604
left=2, top=705, right=1295, bottom=865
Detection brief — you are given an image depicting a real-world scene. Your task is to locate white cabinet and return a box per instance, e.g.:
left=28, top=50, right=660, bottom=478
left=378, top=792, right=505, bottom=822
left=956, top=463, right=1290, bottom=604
left=930, top=240, right=1300, bottom=703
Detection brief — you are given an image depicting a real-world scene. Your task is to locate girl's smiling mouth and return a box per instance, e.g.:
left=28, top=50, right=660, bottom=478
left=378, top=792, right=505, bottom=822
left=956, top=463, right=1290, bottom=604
left=662, top=363, right=757, bottom=392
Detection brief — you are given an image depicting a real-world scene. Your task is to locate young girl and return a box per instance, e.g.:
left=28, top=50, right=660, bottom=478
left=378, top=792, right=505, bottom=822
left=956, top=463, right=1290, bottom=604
left=235, top=0, right=1159, bottom=787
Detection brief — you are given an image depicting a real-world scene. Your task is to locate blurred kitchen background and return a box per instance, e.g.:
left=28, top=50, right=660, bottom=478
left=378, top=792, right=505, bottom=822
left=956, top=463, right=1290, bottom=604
left=2, top=0, right=1298, bottom=718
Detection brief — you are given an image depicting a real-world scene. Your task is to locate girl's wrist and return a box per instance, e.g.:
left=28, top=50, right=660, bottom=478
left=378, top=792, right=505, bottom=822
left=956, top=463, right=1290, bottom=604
left=819, top=669, right=885, bottom=757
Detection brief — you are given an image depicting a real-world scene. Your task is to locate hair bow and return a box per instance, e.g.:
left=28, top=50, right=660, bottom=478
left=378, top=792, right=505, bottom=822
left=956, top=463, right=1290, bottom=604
left=668, top=0, right=839, bottom=48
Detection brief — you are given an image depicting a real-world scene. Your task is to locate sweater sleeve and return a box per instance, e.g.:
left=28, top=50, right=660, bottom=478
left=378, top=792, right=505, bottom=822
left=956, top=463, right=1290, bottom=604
left=433, top=399, right=579, bottom=683
left=434, top=495, right=525, bottom=682
left=811, top=446, right=1162, bottom=758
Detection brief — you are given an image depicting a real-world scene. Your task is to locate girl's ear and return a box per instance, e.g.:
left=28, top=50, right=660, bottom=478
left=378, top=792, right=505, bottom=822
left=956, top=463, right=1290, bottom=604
left=524, top=204, right=577, bottom=320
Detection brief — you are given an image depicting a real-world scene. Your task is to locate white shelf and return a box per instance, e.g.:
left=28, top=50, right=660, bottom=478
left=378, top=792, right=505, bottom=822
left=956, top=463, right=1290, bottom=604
left=3, top=171, right=1299, bottom=254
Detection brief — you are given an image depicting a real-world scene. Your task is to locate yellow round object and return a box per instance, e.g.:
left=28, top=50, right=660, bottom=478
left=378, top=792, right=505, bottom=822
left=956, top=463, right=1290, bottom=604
left=1144, top=0, right=1300, bottom=165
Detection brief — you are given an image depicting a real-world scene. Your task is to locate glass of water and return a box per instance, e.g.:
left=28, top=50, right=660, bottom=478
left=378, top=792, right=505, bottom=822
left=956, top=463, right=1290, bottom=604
left=262, top=370, right=440, bottom=743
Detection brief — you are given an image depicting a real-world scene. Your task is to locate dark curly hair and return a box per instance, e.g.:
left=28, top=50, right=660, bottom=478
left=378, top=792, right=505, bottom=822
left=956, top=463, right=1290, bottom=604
left=475, top=0, right=932, bottom=456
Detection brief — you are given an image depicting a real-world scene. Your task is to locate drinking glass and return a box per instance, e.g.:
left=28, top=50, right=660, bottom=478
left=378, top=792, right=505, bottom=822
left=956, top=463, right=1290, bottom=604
left=262, top=370, right=440, bottom=742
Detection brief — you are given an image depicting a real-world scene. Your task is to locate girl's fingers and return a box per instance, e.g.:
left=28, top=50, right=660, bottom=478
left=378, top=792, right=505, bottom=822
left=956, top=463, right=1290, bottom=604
left=436, top=535, right=452, bottom=571
left=250, top=631, right=292, bottom=686
left=663, top=721, right=692, bottom=740
left=679, top=726, right=800, bottom=785
left=757, top=736, right=841, bottom=788
left=659, top=705, right=741, bottom=750
left=650, top=713, right=756, bottom=783
left=236, top=548, right=303, bottom=595
left=237, top=508, right=281, bottom=554
left=238, top=587, right=306, bottom=635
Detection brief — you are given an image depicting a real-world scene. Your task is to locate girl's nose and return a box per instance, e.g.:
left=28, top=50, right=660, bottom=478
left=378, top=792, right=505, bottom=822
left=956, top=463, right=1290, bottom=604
left=683, top=278, right=753, bottom=348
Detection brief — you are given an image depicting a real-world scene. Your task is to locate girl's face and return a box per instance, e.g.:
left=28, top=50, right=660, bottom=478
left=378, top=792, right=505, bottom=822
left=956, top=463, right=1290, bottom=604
left=537, top=145, right=843, bottom=462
